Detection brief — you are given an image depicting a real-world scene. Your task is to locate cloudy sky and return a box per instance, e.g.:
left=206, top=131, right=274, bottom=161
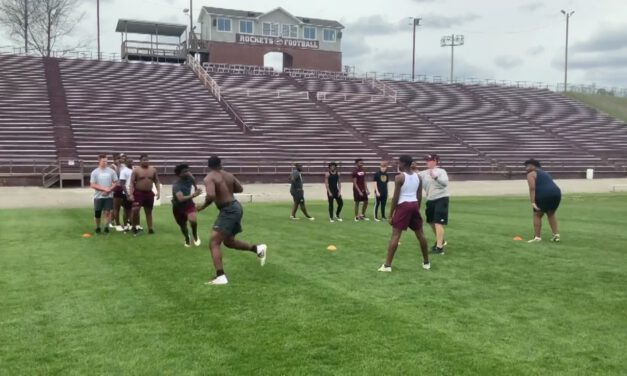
left=1, top=0, right=626, bottom=88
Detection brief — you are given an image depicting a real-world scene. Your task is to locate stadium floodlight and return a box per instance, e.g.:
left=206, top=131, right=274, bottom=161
left=561, top=10, right=575, bottom=92
left=440, top=34, right=464, bottom=83
left=409, top=17, right=421, bottom=81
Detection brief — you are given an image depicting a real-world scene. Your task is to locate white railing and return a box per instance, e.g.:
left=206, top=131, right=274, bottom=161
left=203, top=62, right=277, bottom=76
left=221, top=87, right=310, bottom=100
left=284, top=67, right=351, bottom=80
left=316, top=91, right=387, bottom=103
left=188, top=55, right=221, bottom=101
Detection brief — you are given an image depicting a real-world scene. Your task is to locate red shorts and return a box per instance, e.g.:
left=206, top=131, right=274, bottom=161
left=391, top=201, right=423, bottom=231
left=353, top=187, right=368, bottom=202
left=173, top=201, right=196, bottom=224
left=113, top=185, right=124, bottom=198
left=133, top=190, right=155, bottom=210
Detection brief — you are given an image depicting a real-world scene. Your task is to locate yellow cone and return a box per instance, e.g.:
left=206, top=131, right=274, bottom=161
left=327, top=245, right=337, bottom=252
left=82, top=233, right=92, bottom=238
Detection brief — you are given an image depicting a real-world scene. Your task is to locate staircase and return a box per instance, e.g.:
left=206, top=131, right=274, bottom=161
left=43, top=57, right=78, bottom=159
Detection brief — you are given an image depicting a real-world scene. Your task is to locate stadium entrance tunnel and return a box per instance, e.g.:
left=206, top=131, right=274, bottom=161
left=263, top=51, right=293, bottom=71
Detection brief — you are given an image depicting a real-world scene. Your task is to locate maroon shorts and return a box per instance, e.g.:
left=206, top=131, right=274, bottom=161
left=133, top=190, right=155, bottom=210
left=391, top=201, right=423, bottom=231
left=173, top=201, right=196, bottom=224
left=113, top=185, right=124, bottom=198
left=353, top=187, right=368, bottom=202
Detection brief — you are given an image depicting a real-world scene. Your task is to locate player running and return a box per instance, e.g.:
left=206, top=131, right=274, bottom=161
left=419, top=154, right=450, bottom=254
left=525, top=159, right=561, bottom=243
left=172, top=164, right=203, bottom=247
left=324, top=162, right=343, bottom=222
left=289, top=163, right=314, bottom=221
left=373, top=161, right=390, bottom=222
left=378, top=155, right=430, bottom=272
left=89, top=154, right=118, bottom=234
left=352, top=158, right=369, bottom=221
left=129, top=154, right=161, bottom=235
left=196, top=156, right=267, bottom=285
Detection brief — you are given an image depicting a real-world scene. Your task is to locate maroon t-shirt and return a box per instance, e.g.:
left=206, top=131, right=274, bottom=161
left=352, top=168, right=366, bottom=190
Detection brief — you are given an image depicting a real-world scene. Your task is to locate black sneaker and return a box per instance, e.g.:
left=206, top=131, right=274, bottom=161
left=431, top=247, right=445, bottom=255
left=104, top=227, right=109, bottom=234
left=148, top=229, right=155, bottom=234
left=95, top=227, right=102, bottom=234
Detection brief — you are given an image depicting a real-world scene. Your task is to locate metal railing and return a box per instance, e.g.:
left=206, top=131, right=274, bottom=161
left=316, top=91, right=387, bottom=102
left=188, top=55, right=221, bottom=101
left=221, top=87, right=310, bottom=99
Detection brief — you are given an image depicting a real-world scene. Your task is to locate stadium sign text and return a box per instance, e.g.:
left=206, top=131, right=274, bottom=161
left=236, top=34, right=320, bottom=49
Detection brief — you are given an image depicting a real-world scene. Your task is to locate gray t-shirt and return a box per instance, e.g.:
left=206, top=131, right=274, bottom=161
left=90, top=167, right=118, bottom=199
left=419, top=168, right=450, bottom=201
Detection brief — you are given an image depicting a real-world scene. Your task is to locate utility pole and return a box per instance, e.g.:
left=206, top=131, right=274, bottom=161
left=409, top=17, right=421, bottom=81
left=97, top=0, right=101, bottom=59
left=440, top=34, right=464, bottom=83
left=189, top=0, right=193, bottom=37
left=561, top=10, right=574, bottom=92
left=24, top=0, right=28, bottom=53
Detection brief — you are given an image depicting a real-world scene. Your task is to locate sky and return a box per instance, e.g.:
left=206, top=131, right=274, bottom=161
left=1, top=0, right=626, bottom=88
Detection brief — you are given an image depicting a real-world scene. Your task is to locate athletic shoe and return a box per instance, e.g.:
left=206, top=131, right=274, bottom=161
left=104, top=227, right=109, bottom=234
left=108, top=223, right=115, bottom=229
left=551, top=234, right=561, bottom=242
left=184, top=240, right=191, bottom=248
left=206, top=275, right=228, bottom=285
left=194, top=237, right=201, bottom=246
left=335, top=217, right=343, bottom=222
left=354, top=217, right=360, bottom=222
left=527, top=237, right=542, bottom=243
left=290, top=216, right=300, bottom=220
left=431, top=247, right=445, bottom=255
left=374, top=217, right=381, bottom=222
left=137, top=225, right=144, bottom=231
left=95, top=227, right=102, bottom=234
left=422, top=262, right=431, bottom=270
left=378, top=264, right=392, bottom=272
left=148, top=229, right=155, bottom=235
left=115, top=225, right=124, bottom=232
left=308, top=217, right=315, bottom=221
left=329, top=218, right=335, bottom=223
left=257, top=244, right=267, bottom=266
left=362, top=217, right=370, bottom=221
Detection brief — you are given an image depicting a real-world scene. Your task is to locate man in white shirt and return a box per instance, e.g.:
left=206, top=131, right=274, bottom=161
left=90, top=154, right=118, bottom=234
left=418, top=154, right=450, bottom=255
left=118, top=158, right=134, bottom=230
left=378, top=155, right=430, bottom=272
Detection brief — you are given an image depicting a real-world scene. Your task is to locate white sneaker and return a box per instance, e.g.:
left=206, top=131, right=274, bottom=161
left=329, top=218, right=335, bottom=223
left=108, top=223, right=116, bottom=229
left=194, top=237, right=201, bottom=246
left=308, top=217, right=315, bottom=221
left=354, top=217, right=360, bottom=222
left=527, top=237, right=542, bottom=243
left=374, top=218, right=381, bottom=222
left=378, top=264, right=392, bottom=272
left=184, top=241, right=191, bottom=248
left=137, top=225, right=144, bottom=231
left=551, top=234, right=561, bottom=242
left=362, top=217, right=370, bottom=221
left=257, top=244, right=267, bottom=266
left=290, top=216, right=300, bottom=220
left=422, top=262, right=431, bottom=270
left=335, top=217, right=343, bottom=222
left=206, top=275, right=228, bottom=285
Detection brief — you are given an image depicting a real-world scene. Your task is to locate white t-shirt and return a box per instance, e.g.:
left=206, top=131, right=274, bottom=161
left=118, top=166, right=133, bottom=192
left=418, top=168, right=450, bottom=201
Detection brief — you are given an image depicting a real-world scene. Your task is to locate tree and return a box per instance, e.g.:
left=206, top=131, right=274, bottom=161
left=0, top=0, right=85, bottom=56
left=0, top=0, right=32, bottom=52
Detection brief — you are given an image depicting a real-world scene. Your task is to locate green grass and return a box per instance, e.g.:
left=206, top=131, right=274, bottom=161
left=565, top=92, right=627, bottom=123
left=1, top=195, right=626, bottom=375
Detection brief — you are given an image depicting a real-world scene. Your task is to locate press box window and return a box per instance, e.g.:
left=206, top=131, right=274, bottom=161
left=217, top=18, right=231, bottom=32
left=304, top=27, right=316, bottom=40
left=239, top=20, right=253, bottom=34
left=323, top=29, right=336, bottom=41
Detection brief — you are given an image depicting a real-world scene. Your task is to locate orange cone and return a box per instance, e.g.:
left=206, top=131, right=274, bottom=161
left=513, top=236, right=523, bottom=241
left=82, top=233, right=92, bottom=238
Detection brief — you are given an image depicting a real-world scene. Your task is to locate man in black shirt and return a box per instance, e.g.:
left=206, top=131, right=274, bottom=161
left=324, top=162, right=343, bottom=222
left=373, top=161, right=390, bottom=221
left=290, top=163, right=314, bottom=220
left=172, top=164, right=202, bottom=247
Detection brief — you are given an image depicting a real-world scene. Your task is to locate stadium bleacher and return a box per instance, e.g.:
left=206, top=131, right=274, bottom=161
left=1, top=54, right=626, bottom=185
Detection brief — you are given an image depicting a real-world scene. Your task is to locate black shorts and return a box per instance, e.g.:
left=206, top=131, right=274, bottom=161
left=426, top=197, right=449, bottom=225
left=291, top=189, right=305, bottom=204
left=213, top=201, right=243, bottom=237
left=535, top=195, right=561, bottom=213
left=94, top=198, right=113, bottom=211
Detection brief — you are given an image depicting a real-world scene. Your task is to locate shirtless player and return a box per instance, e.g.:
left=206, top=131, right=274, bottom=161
left=129, top=154, right=160, bottom=235
left=196, top=156, right=267, bottom=285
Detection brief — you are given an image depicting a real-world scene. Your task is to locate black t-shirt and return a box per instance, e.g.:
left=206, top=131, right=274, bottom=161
left=172, top=178, right=194, bottom=206
left=373, top=170, right=389, bottom=194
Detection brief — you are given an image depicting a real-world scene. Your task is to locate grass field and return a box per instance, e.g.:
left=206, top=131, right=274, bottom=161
left=566, top=92, right=627, bottom=124
left=1, top=195, right=626, bottom=375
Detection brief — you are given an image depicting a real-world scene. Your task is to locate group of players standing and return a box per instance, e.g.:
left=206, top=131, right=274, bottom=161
left=88, top=151, right=562, bottom=285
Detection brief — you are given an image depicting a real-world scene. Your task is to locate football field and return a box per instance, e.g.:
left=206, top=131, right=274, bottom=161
left=1, top=194, right=626, bottom=375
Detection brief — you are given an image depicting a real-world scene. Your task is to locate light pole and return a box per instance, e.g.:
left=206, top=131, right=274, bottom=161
left=561, top=10, right=574, bottom=92
left=24, top=0, right=28, bottom=53
left=440, top=34, right=464, bottom=83
left=97, top=0, right=100, bottom=59
left=409, top=17, right=421, bottom=81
